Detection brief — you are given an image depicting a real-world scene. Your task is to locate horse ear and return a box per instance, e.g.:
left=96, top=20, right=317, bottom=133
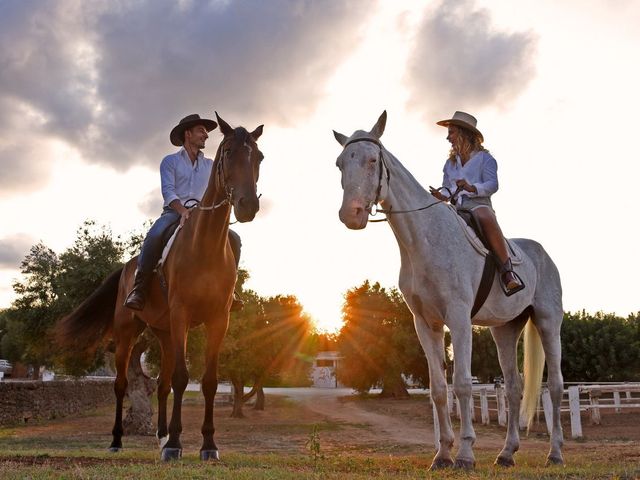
left=250, top=125, right=264, bottom=141
left=333, top=130, right=349, bottom=146
left=369, top=110, right=387, bottom=138
left=215, top=112, right=233, bottom=136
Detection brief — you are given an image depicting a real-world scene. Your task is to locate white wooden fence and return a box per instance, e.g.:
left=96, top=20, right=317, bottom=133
left=430, top=382, right=640, bottom=449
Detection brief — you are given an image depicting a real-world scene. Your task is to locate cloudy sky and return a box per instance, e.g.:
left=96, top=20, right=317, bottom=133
left=1, top=0, right=638, bottom=332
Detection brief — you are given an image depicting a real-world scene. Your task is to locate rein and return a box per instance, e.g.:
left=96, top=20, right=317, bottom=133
left=342, top=137, right=458, bottom=223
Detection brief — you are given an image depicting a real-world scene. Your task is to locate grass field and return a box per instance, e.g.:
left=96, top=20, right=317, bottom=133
left=0, top=391, right=638, bottom=479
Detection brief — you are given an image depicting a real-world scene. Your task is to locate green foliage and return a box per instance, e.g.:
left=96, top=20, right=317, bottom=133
left=218, top=291, right=314, bottom=387
left=470, top=327, right=502, bottom=383
left=337, top=280, right=427, bottom=396
left=305, top=424, right=322, bottom=462
left=2, top=220, right=140, bottom=376
left=561, top=310, right=640, bottom=381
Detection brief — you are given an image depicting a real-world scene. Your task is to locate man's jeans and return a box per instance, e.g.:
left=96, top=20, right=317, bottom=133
left=136, top=207, right=242, bottom=277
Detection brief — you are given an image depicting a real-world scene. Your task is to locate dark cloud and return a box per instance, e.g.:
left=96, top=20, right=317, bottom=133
left=0, top=0, right=373, bottom=186
left=405, top=0, right=537, bottom=119
left=0, top=234, right=34, bottom=269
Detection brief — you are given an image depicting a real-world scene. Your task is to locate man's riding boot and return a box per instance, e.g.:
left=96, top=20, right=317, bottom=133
left=124, top=270, right=150, bottom=311
left=230, top=292, right=244, bottom=312
left=500, top=258, right=525, bottom=297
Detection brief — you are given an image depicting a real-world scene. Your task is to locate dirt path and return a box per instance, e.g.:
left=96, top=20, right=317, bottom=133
left=286, top=388, right=435, bottom=447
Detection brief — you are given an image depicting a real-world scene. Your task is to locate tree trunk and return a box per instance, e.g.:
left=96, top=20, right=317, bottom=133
left=123, top=340, right=156, bottom=435
left=254, top=385, right=265, bottom=410
left=230, top=378, right=245, bottom=418
left=31, top=364, right=41, bottom=380
left=380, top=375, right=410, bottom=399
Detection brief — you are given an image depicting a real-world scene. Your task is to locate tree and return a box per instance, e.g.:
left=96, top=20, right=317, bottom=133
left=337, top=281, right=426, bottom=397
left=3, top=243, right=61, bottom=378
left=219, top=291, right=314, bottom=417
left=470, top=327, right=503, bottom=383
left=2, top=221, right=133, bottom=377
left=561, top=311, right=640, bottom=381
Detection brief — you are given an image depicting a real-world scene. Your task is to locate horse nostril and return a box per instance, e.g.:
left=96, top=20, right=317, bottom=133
left=354, top=206, right=363, bottom=217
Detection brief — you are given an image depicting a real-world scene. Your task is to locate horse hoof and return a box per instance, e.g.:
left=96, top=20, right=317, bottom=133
left=454, top=458, right=476, bottom=470
left=546, top=455, right=564, bottom=466
left=200, top=449, right=220, bottom=461
left=161, top=447, right=182, bottom=461
left=108, top=447, right=121, bottom=453
left=495, top=455, right=515, bottom=467
left=157, top=435, right=169, bottom=449
left=429, top=458, right=454, bottom=470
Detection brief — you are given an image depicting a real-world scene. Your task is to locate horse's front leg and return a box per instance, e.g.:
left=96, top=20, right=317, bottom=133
left=413, top=318, right=455, bottom=469
left=448, top=315, right=476, bottom=470
left=200, top=315, right=228, bottom=461
left=150, top=327, right=175, bottom=450
left=162, top=307, right=190, bottom=461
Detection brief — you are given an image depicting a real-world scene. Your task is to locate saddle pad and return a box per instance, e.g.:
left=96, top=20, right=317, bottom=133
left=447, top=204, right=523, bottom=265
left=157, top=224, right=183, bottom=270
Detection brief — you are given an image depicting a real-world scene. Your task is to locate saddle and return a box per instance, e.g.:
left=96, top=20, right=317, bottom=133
left=451, top=206, right=524, bottom=317
left=155, top=223, right=184, bottom=296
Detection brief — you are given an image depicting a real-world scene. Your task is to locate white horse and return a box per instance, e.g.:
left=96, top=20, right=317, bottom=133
left=333, top=111, right=564, bottom=469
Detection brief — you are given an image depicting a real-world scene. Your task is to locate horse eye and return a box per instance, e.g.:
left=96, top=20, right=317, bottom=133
left=369, top=157, right=377, bottom=164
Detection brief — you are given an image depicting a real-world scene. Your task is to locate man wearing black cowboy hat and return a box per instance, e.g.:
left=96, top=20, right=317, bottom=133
left=124, top=114, right=243, bottom=311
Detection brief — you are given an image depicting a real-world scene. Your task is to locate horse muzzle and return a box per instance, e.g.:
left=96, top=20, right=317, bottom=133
left=339, top=200, right=368, bottom=230
left=233, top=194, right=260, bottom=223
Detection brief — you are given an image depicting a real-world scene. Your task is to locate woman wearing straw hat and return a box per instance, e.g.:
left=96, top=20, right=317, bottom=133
left=429, top=111, right=524, bottom=296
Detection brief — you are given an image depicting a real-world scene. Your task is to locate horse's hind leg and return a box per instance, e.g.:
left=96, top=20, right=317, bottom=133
left=533, top=306, right=565, bottom=465
left=490, top=312, right=528, bottom=467
left=109, top=312, right=145, bottom=452
left=199, top=317, right=227, bottom=461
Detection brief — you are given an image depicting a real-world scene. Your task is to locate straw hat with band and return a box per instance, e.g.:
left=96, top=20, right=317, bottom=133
left=436, top=111, right=483, bottom=142
left=170, top=114, right=218, bottom=147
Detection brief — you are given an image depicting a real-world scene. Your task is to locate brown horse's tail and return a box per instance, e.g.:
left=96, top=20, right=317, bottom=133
left=56, top=267, right=123, bottom=355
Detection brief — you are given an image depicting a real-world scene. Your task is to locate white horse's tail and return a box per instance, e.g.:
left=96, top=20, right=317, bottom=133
left=520, top=319, right=545, bottom=430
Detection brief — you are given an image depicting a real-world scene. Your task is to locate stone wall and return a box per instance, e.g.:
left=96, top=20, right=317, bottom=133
left=0, top=379, right=113, bottom=426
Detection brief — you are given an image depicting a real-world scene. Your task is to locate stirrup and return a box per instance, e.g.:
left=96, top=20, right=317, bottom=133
left=500, top=271, right=525, bottom=297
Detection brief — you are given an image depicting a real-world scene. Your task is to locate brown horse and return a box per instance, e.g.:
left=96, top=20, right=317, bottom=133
left=56, top=113, right=264, bottom=461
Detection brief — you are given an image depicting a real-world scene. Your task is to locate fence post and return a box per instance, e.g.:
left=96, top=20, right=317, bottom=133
left=541, top=388, right=553, bottom=434
left=496, top=384, right=507, bottom=427
left=470, top=392, right=476, bottom=422
left=480, top=388, right=490, bottom=425
left=613, top=391, right=621, bottom=413
left=589, top=390, right=601, bottom=425
left=432, top=396, right=440, bottom=452
left=568, top=386, right=582, bottom=438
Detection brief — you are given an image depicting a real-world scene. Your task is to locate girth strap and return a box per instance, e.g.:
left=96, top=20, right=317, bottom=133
left=471, top=254, right=497, bottom=318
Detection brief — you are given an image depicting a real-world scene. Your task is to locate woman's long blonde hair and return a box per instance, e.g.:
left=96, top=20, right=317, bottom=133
left=448, top=125, right=486, bottom=163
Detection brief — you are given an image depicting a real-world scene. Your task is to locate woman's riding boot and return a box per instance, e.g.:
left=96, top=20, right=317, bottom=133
left=500, top=258, right=524, bottom=296
left=124, top=270, right=150, bottom=311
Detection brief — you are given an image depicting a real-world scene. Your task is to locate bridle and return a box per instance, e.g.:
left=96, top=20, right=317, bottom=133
left=197, top=135, right=257, bottom=211
left=341, top=136, right=453, bottom=223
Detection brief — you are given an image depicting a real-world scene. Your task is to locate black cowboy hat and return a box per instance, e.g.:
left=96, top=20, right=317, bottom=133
left=169, top=114, right=218, bottom=146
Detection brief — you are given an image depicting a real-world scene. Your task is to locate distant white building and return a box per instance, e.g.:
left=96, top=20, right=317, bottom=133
left=311, top=351, right=343, bottom=388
